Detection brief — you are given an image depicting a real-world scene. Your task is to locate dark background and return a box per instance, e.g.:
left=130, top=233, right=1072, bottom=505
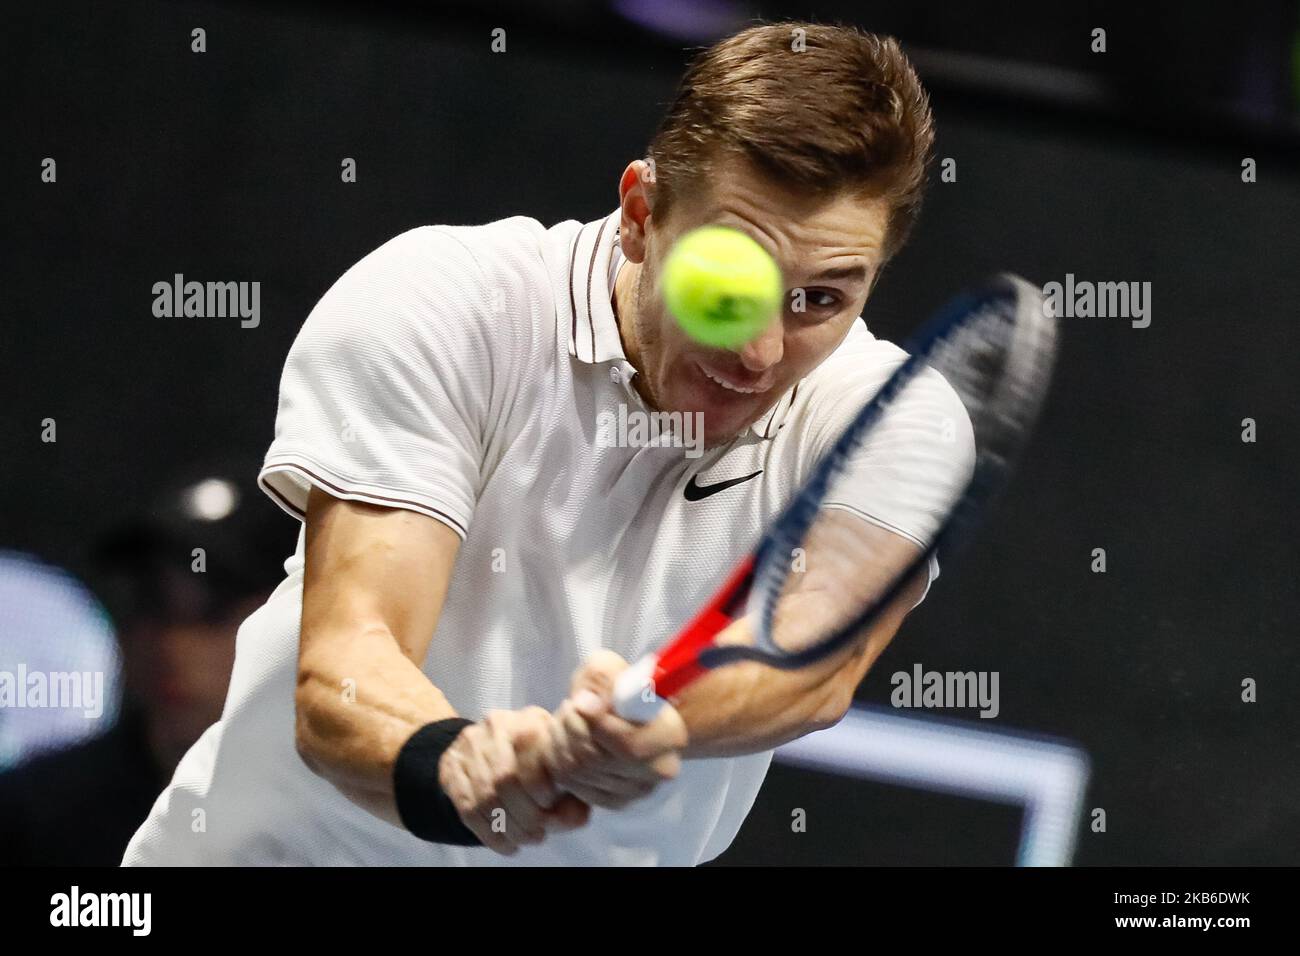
left=3, top=0, right=1298, bottom=864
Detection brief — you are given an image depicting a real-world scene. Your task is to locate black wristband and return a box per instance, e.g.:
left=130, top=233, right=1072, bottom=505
left=393, top=717, right=482, bottom=846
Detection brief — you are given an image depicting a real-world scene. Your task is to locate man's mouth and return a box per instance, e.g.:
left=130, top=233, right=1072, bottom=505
left=696, top=362, right=770, bottom=396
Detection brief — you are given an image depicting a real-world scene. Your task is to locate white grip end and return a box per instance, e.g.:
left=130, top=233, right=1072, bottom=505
left=613, top=655, right=666, bottom=724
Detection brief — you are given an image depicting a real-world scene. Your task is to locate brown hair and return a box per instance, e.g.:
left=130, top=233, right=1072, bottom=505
left=647, top=23, right=935, bottom=260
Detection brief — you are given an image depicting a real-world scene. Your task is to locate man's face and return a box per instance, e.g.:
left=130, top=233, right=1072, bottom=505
left=618, top=157, right=891, bottom=446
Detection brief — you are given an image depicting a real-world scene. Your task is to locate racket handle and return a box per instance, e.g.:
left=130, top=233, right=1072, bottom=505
left=612, top=655, right=666, bottom=724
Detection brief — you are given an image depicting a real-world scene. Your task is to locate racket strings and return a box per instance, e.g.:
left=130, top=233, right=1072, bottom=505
left=751, top=276, right=1056, bottom=662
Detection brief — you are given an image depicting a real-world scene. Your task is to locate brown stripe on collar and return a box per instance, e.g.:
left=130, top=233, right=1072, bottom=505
left=565, top=210, right=625, bottom=365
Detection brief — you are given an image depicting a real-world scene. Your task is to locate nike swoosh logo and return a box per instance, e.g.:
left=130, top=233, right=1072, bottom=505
left=683, top=469, right=763, bottom=501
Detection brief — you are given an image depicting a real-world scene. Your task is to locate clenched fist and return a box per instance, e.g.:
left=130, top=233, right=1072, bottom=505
left=438, top=706, right=590, bottom=855
left=546, top=651, right=689, bottom=809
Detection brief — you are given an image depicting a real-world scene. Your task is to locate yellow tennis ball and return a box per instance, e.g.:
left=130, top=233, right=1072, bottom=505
left=661, top=226, right=783, bottom=348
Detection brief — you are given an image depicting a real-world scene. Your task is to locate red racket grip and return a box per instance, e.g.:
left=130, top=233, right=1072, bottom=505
left=612, top=555, right=754, bottom=723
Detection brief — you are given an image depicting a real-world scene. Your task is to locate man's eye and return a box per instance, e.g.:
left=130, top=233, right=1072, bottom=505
left=789, top=288, right=842, bottom=314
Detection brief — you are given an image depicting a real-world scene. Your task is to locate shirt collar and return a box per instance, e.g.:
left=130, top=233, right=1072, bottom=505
left=564, top=209, right=797, bottom=440
left=566, top=209, right=626, bottom=365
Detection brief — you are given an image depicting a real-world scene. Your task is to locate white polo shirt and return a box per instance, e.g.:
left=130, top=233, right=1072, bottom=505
left=123, top=210, right=972, bottom=866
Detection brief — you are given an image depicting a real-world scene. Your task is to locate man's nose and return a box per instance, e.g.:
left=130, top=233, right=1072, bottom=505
left=735, top=315, right=783, bottom=371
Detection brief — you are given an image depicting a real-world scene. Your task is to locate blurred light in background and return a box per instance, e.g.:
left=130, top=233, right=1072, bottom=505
left=183, top=478, right=240, bottom=523
left=776, top=705, right=1090, bottom=866
left=611, top=0, right=749, bottom=42
left=0, top=551, right=121, bottom=770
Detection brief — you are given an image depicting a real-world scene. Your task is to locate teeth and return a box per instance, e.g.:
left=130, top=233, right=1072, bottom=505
left=702, top=367, right=762, bottom=394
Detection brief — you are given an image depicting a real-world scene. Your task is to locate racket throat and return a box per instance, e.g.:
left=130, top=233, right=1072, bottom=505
left=654, top=554, right=755, bottom=699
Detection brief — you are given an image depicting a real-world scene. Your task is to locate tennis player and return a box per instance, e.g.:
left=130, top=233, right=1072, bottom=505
left=124, top=22, right=972, bottom=866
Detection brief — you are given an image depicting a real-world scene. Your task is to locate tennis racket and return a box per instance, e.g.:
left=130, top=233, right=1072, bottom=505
left=613, top=273, right=1058, bottom=722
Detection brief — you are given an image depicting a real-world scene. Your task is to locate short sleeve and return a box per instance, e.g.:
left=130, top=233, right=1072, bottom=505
left=259, top=228, right=498, bottom=539
left=817, top=365, right=976, bottom=551
left=800, top=326, right=977, bottom=607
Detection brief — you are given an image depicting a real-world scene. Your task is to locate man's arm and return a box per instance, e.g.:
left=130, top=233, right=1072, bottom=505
left=546, top=515, right=924, bottom=800
left=673, top=513, right=927, bottom=757
left=294, top=486, right=586, bottom=852
left=294, top=486, right=461, bottom=819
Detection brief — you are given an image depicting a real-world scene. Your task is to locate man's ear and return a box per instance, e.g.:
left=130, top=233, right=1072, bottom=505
left=617, top=160, right=655, bottom=263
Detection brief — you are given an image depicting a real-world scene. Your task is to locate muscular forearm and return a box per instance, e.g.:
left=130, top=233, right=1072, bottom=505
left=296, top=489, right=466, bottom=824
left=295, top=626, right=457, bottom=822
left=674, top=569, right=924, bottom=759
left=674, top=633, right=867, bottom=759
